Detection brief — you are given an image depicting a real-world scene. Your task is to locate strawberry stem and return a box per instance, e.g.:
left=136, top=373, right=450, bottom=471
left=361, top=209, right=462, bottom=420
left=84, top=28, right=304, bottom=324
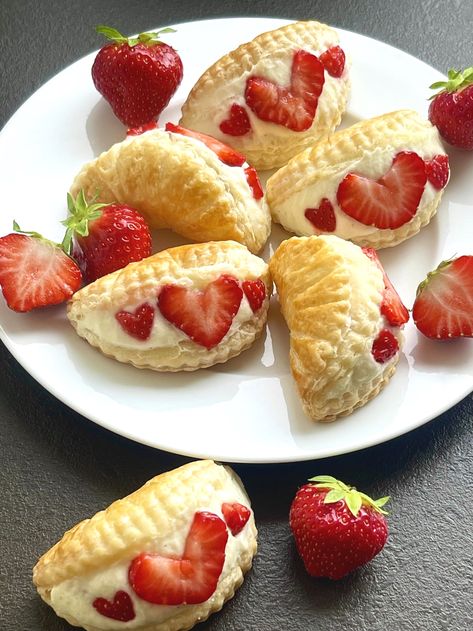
left=429, top=66, right=473, bottom=98
left=95, top=25, right=176, bottom=47
left=308, top=475, right=390, bottom=516
left=61, top=190, right=107, bottom=254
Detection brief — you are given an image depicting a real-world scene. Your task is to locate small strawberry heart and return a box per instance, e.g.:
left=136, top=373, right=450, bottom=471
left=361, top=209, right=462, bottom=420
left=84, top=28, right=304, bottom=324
left=244, top=166, right=264, bottom=200
left=319, top=46, right=346, bottom=77
left=304, top=198, right=336, bottom=232
left=93, top=590, right=135, bottom=622
left=222, top=502, right=251, bottom=536
left=425, top=154, right=450, bottom=189
left=371, top=329, right=399, bottom=363
left=219, top=103, right=251, bottom=136
left=242, top=279, right=266, bottom=312
left=115, top=302, right=155, bottom=340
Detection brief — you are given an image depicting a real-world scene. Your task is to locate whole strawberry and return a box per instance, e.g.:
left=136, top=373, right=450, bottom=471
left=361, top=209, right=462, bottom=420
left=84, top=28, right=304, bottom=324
left=92, top=26, right=183, bottom=127
left=63, top=191, right=152, bottom=283
left=289, top=475, right=389, bottom=580
left=428, top=67, right=473, bottom=150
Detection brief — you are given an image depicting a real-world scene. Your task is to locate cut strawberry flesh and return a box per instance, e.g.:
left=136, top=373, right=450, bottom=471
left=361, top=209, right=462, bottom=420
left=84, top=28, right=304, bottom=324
left=337, top=151, right=427, bottom=230
left=371, top=329, right=399, bottom=363
left=126, top=120, right=159, bottom=136
left=158, top=274, right=243, bottom=349
left=242, top=279, right=266, bottom=312
left=222, top=502, right=251, bottom=536
left=115, top=302, right=154, bottom=340
left=244, top=166, right=264, bottom=200
left=219, top=103, right=251, bottom=136
left=425, top=154, right=450, bottom=189
left=165, top=122, right=246, bottom=166
left=304, top=198, right=336, bottom=232
left=93, top=590, right=135, bottom=622
left=319, top=46, right=346, bottom=78
left=128, top=511, right=228, bottom=606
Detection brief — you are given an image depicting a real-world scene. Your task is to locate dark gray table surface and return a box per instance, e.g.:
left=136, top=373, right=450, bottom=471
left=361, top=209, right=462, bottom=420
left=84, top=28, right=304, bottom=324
left=1, top=1, right=472, bottom=630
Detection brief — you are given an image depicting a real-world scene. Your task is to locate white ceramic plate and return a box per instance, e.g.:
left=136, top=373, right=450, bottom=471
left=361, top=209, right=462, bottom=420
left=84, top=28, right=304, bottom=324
left=0, top=18, right=472, bottom=463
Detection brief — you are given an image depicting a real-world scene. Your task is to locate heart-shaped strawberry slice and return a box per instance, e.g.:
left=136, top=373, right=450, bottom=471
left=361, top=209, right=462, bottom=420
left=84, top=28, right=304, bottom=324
left=425, top=154, right=450, bottom=189
left=304, top=198, right=336, bottom=232
left=129, top=511, right=228, bottom=606
left=371, top=329, right=399, bottom=363
left=219, top=103, right=251, bottom=136
left=245, top=49, right=325, bottom=132
left=319, top=45, right=346, bottom=77
left=222, top=502, right=251, bottom=536
left=165, top=122, right=246, bottom=166
left=115, top=302, right=155, bottom=340
left=242, top=279, right=266, bottom=312
left=158, top=275, right=243, bottom=349
left=93, top=590, right=135, bottom=622
left=337, top=151, right=427, bottom=229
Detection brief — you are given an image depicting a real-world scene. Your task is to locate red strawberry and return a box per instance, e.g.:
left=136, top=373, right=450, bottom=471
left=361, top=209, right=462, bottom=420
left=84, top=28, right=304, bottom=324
left=158, top=274, right=243, bottom=349
left=428, top=67, right=473, bottom=150
left=92, top=26, right=183, bottom=127
left=219, top=103, right=251, bottom=136
left=115, top=303, right=154, bottom=340
left=126, top=120, right=158, bottom=136
left=371, top=329, right=399, bottom=363
left=242, top=279, right=266, bottom=312
left=221, top=502, right=251, bottom=536
left=337, top=151, right=427, bottom=229
left=245, top=49, right=325, bottom=132
left=93, top=590, right=135, bottom=622
left=362, top=247, right=409, bottom=326
left=165, top=122, right=246, bottom=166
left=289, top=476, right=389, bottom=580
left=129, top=511, right=228, bottom=605
left=425, top=154, right=450, bottom=189
left=412, top=255, right=473, bottom=339
left=304, top=198, right=336, bottom=232
left=63, top=190, right=152, bottom=284
left=319, top=45, right=346, bottom=78
left=244, top=166, right=264, bottom=200
left=0, top=227, right=82, bottom=312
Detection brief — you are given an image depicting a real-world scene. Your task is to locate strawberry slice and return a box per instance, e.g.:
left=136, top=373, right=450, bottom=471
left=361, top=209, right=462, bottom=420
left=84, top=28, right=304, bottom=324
left=244, top=166, right=264, bottom=200
left=371, top=329, right=399, bottom=363
left=0, top=232, right=82, bottom=312
left=129, top=511, right=228, bottom=606
left=413, top=255, right=473, bottom=339
left=222, top=502, right=251, bottom=536
left=304, top=198, right=336, bottom=232
left=319, top=45, right=346, bottom=78
left=219, top=103, right=251, bottom=136
left=362, top=247, right=409, bottom=326
left=158, top=274, right=243, bottom=349
left=165, top=122, right=246, bottom=166
left=93, top=590, right=135, bottom=622
left=425, top=154, right=450, bottom=189
left=115, top=302, right=155, bottom=340
left=337, top=151, right=427, bottom=229
left=242, top=279, right=266, bottom=312
left=245, top=49, right=325, bottom=132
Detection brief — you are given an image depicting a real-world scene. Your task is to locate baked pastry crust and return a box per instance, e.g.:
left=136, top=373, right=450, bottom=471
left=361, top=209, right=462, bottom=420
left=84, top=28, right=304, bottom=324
left=180, top=20, right=350, bottom=170
left=33, top=460, right=257, bottom=631
left=67, top=241, right=271, bottom=371
left=267, top=110, right=448, bottom=248
left=70, top=128, right=270, bottom=254
left=269, top=235, right=401, bottom=421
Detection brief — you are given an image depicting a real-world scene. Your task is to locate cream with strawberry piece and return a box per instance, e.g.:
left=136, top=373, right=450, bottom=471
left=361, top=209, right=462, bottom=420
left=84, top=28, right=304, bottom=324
left=267, top=110, right=449, bottom=249
left=34, top=460, right=257, bottom=631
left=180, top=20, right=350, bottom=170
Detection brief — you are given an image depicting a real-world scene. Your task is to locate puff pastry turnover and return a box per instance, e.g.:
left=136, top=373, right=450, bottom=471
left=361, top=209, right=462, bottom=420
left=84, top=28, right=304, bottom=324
left=267, top=110, right=449, bottom=249
left=180, top=20, right=350, bottom=170
left=33, top=459, right=257, bottom=631
left=70, top=126, right=271, bottom=254
left=67, top=241, right=271, bottom=371
left=269, top=235, right=407, bottom=421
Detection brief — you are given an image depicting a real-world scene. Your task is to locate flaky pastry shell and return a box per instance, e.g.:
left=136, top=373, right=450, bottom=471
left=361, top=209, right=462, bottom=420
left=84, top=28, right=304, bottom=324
left=269, top=235, right=402, bottom=421
left=180, top=20, right=350, bottom=170
left=70, top=128, right=270, bottom=254
left=67, top=241, right=271, bottom=371
left=33, top=460, right=257, bottom=631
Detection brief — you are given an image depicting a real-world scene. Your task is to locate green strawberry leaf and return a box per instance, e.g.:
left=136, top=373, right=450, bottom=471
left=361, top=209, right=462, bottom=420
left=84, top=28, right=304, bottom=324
left=323, top=489, right=346, bottom=504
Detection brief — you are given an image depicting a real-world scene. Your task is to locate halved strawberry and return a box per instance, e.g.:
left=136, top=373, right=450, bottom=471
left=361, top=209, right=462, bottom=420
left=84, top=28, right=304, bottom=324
left=115, top=302, right=155, bottom=340
left=128, top=511, right=228, bottom=606
left=244, top=166, right=264, bottom=200
left=242, top=279, right=266, bottom=312
left=362, top=247, right=409, bottom=326
left=222, top=502, right=251, bottom=536
left=319, top=45, right=346, bottom=78
left=304, top=198, right=336, bottom=232
left=337, top=151, right=427, bottom=229
left=219, top=103, right=251, bottom=136
left=371, top=329, right=399, bottom=363
left=0, top=230, right=82, bottom=312
left=425, top=154, right=450, bottom=189
left=165, top=122, right=246, bottom=166
left=158, top=274, right=243, bottom=349
left=413, top=256, right=473, bottom=339
left=244, top=49, right=325, bottom=132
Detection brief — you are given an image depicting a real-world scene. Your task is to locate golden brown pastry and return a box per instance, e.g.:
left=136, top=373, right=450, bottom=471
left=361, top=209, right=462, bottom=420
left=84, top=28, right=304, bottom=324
left=267, top=110, right=449, bottom=249
left=33, top=459, right=257, bottom=631
left=269, top=235, right=408, bottom=421
left=70, top=126, right=270, bottom=254
left=180, top=20, right=350, bottom=170
left=67, top=241, right=271, bottom=371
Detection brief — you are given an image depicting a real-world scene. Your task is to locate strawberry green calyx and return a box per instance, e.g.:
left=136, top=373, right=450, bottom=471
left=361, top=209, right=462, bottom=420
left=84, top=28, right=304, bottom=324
left=61, top=190, right=107, bottom=255
left=414, top=256, right=456, bottom=297
left=429, top=67, right=473, bottom=99
left=95, top=25, right=176, bottom=47
left=308, top=475, right=390, bottom=517
left=12, top=220, right=63, bottom=249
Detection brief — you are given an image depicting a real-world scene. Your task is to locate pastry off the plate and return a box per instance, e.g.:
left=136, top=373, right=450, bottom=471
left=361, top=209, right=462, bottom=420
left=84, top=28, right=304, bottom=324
left=267, top=110, right=449, bottom=248
left=70, top=125, right=270, bottom=254
left=67, top=241, right=271, bottom=371
left=33, top=460, right=257, bottom=631
left=269, top=235, right=408, bottom=421
left=180, top=20, right=350, bottom=170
